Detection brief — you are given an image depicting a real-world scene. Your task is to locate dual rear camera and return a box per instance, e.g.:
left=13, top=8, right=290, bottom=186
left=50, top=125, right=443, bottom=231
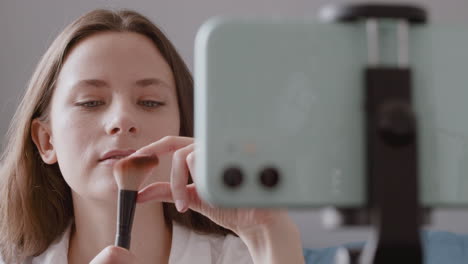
left=222, top=166, right=280, bottom=189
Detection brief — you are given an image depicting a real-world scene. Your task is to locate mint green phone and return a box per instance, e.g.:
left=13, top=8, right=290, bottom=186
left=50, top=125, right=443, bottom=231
left=193, top=18, right=468, bottom=208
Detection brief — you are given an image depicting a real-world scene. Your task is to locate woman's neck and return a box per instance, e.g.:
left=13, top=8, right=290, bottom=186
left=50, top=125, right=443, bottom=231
left=68, top=192, right=172, bottom=264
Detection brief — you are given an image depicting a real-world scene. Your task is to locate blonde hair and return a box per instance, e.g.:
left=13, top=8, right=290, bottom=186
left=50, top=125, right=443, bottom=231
left=0, top=9, right=231, bottom=263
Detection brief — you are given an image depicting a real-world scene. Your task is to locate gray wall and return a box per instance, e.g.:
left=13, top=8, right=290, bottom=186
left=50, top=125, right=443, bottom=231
left=1, top=0, right=468, bottom=249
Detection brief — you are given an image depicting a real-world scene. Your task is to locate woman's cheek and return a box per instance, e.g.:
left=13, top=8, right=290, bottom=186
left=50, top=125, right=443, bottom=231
left=67, top=109, right=104, bottom=137
left=53, top=111, right=99, bottom=172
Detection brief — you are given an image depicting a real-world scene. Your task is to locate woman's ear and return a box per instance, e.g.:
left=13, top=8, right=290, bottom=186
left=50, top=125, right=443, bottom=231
left=31, top=119, right=57, bottom=164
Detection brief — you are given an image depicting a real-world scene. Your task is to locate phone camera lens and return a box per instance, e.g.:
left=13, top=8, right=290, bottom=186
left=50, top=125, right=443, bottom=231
left=223, top=167, right=243, bottom=188
left=259, top=167, right=280, bottom=188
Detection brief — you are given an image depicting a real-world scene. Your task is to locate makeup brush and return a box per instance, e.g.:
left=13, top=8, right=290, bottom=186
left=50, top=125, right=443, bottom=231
left=113, top=153, right=159, bottom=249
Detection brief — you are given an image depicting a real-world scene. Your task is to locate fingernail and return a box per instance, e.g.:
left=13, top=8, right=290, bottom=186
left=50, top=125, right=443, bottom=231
left=175, top=200, right=186, bottom=212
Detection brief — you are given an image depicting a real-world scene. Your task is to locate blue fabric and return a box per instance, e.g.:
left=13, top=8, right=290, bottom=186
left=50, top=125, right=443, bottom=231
left=303, top=231, right=468, bottom=264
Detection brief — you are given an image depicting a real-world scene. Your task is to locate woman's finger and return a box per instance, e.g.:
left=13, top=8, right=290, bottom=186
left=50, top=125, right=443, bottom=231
left=137, top=182, right=173, bottom=203
left=137, top=182, right=197, bottom=205
left=170, top=143, right=194, bottom=213
left=134, top=136, right=193, bottom=157
left=137, top=182, right=218, bottom=224
left=186, top=151, right=196, bottom=182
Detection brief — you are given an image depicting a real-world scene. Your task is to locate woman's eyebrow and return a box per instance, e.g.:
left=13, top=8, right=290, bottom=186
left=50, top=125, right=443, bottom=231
left=72, top=79, right=108, bottom=89
left=135, top=78, right=172, bottom=90
left=71, top=78, right=172, bottom=90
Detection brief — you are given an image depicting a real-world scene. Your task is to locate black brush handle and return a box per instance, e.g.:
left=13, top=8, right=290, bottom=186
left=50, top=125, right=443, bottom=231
left=115, top=189, right=137, bottom=249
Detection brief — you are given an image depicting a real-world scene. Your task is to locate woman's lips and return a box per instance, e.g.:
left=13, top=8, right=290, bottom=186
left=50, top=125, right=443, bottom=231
left=100, top=149, right=136, bottom=160
left=99, top=149, right=136, bottom=165
left=100, top=157, right=125, bottom=166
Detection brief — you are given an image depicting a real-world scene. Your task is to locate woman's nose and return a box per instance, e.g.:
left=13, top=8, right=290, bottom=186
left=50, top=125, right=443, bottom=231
left=105, top=108, right=138, bottom=136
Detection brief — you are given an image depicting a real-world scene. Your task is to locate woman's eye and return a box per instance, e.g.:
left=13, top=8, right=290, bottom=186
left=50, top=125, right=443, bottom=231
left=77, top=101, right=104, bottom=108
left=138, top=100, right=165, bottom=108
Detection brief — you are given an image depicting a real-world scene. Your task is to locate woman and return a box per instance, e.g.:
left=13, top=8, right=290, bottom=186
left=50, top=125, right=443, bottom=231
left=0, top=9, right=304, bottom=264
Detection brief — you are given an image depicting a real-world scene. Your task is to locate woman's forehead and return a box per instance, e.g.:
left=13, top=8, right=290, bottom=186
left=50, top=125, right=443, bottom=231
left=57, top=31, right=175, bottom=87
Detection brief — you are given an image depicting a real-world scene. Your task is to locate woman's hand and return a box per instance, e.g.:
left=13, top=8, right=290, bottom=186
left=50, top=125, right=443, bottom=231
left=134, top=136, right=283, bottom=233
left=133, top=136, right=305, bottom=264
left=89, top=246, right=138, bottom=264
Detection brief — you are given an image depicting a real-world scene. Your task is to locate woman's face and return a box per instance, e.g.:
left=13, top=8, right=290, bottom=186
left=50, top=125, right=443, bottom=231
left=42, top=32, right=180, bottom=201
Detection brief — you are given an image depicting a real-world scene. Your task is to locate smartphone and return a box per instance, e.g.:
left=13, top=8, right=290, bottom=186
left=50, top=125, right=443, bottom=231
left=194, top=18, right=468, bottom=208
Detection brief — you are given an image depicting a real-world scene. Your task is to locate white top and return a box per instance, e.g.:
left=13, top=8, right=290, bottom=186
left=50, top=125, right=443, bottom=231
left=2, top=222, right=253, bottom=264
